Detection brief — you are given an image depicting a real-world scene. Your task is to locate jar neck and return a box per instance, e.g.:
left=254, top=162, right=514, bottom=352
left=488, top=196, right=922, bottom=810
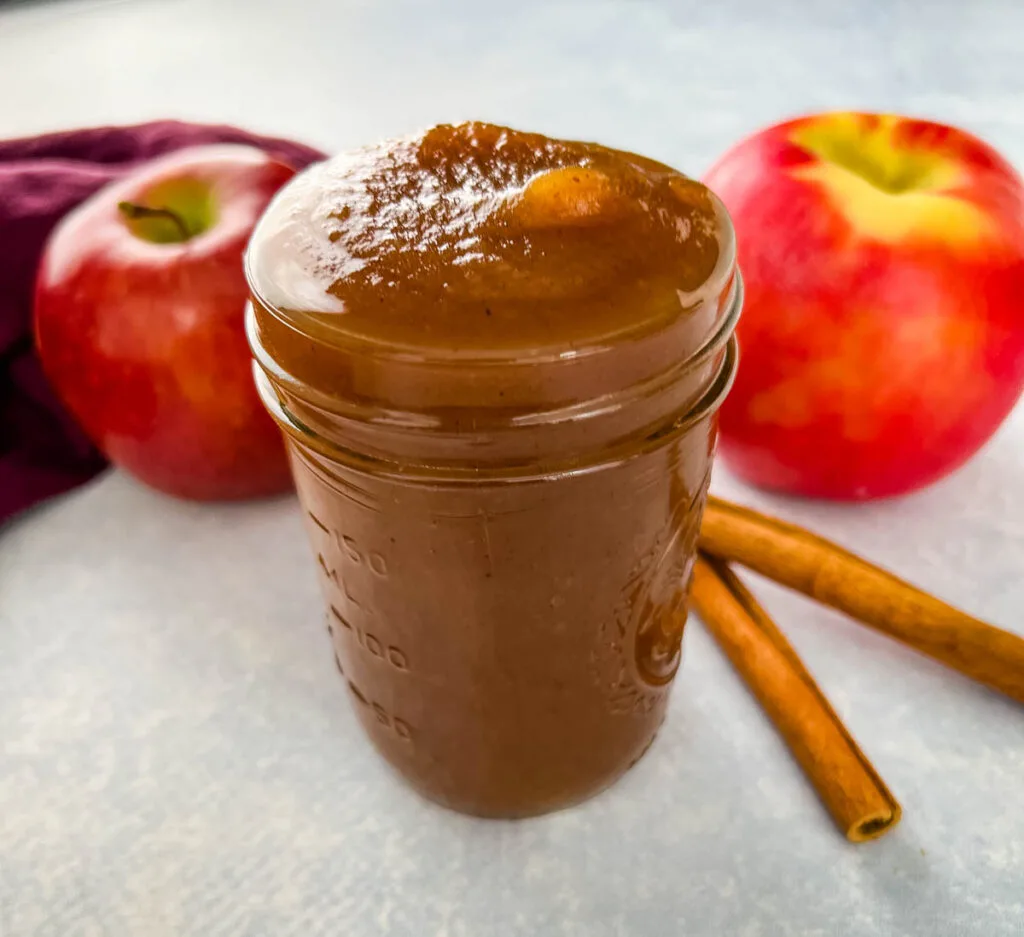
left=247, top=270, right=742, bottom=477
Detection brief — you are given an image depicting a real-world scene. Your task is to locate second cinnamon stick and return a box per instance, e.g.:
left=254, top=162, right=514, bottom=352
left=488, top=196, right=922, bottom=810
left=690, top=554, right=901, bottom=842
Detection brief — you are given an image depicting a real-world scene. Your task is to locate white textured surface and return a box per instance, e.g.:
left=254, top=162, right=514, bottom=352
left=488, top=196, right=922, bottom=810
left=2, top=1, right=1023, bottom=934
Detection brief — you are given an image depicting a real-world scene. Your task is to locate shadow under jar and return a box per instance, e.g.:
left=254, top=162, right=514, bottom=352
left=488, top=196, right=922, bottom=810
left=245, top=122, right=740, bottom=818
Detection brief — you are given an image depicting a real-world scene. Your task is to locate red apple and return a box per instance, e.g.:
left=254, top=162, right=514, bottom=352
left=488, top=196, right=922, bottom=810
left=704, top=112, right=1024, bottom=500
left=34, top=144, right=298, bottom=501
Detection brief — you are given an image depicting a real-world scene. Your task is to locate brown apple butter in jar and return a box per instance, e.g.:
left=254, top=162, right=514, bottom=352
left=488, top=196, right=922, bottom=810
left=245, top=122, right=740, bottom=817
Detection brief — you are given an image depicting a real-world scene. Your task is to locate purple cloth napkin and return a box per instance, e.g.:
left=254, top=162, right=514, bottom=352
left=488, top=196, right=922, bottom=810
left=0, top=120, right=326, bottom=526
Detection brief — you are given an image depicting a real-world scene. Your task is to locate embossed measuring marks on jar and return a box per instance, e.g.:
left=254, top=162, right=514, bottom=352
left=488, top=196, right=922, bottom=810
left=345, top=677, right=413, bottom=741
left=329, top=605, right=409, bottom=672
left=308, top=508, right=414, bottom=742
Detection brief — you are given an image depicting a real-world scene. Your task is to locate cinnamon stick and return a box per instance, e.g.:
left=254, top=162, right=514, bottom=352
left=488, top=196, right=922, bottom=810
left=700, top=496, right=1024, bottom=705
left=690, top=555, right=901, bottom=842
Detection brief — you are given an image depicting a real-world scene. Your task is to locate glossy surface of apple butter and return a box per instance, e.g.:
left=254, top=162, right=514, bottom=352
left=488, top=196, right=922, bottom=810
left=246, top=122, right=739, bottom=816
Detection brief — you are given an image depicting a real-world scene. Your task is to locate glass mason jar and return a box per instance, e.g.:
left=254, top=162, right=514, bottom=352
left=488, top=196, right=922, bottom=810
left=245, top=124, right=741, bottom=818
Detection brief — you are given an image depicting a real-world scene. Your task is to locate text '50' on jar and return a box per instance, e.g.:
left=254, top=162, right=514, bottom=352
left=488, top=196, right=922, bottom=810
left=245, top=122, right=740, bottom=818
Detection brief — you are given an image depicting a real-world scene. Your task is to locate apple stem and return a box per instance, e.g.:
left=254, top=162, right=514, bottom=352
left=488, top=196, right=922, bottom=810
left=117, top=201, right=191, bottom=241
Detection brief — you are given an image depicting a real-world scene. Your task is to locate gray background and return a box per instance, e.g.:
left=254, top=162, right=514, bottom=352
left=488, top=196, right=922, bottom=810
left=1, top=1, right=1023, bottom=935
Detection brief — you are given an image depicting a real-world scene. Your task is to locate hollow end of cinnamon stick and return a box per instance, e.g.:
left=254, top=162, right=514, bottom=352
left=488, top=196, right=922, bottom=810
left=850, top=809, right=901, bottom=843
left=690, top=554, right=902, bottom=844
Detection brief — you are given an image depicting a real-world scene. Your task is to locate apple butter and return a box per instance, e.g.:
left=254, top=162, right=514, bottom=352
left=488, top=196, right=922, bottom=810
left=245, top=122, right=740, bottom=817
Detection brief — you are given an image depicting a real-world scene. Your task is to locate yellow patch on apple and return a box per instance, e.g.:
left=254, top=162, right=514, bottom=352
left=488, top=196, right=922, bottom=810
left=789, top=113, right=994, bottom=247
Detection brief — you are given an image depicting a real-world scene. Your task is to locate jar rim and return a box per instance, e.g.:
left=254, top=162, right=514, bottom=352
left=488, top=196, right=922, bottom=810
left=248, top=270, right=742, bottom=428
left=258, top=334, right=738, bottom=483
left=247, top=253, right=742, bottom=476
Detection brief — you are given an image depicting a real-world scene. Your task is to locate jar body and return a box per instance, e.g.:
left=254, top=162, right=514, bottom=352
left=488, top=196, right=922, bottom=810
left=243, top=121, right=742, bottom=816
left=285, top=401, right=723, bottom=817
